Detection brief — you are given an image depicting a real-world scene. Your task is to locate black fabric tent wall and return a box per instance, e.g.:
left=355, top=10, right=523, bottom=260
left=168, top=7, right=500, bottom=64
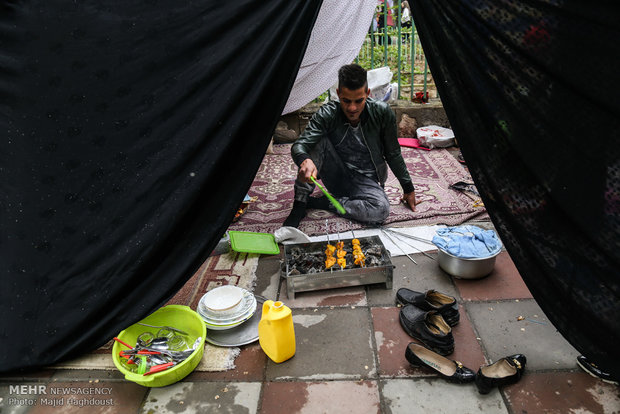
left=2, top=0, right=618, bottom=378
left=410, top=0, right=620, bottom=377
left=0, top=0, right=323, bottom=372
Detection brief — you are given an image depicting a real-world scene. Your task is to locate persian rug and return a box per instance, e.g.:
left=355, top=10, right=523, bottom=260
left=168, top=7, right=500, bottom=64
left=51, top=251, right=259, bottom=372
left=228, top=144, right=487, bottom=235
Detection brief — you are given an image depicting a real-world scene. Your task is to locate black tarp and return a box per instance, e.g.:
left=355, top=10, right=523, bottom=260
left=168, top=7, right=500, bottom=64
left=0, top=0, right=323, bottom=372
left=410, top=0, right=620, bottom=377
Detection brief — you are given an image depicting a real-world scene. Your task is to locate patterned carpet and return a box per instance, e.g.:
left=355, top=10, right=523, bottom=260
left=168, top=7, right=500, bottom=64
left=228, top=144, right=486, bottom=235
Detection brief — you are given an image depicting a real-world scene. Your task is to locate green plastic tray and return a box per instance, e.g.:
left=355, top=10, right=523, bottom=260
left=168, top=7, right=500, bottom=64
left=228, top=231, right=280, bottom=255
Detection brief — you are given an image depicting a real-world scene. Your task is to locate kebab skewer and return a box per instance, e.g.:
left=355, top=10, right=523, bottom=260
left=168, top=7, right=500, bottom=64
left=351, top=226, right=365, bottom=267
left=352, top=238, right=365, bottom=267
left=336, top=240, right=346, bottom=269
left=324, top=219, right=336, bottom=270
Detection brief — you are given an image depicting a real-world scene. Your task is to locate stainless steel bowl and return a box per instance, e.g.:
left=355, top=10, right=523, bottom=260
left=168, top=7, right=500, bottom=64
left=437, top=248, right=500, bottom=279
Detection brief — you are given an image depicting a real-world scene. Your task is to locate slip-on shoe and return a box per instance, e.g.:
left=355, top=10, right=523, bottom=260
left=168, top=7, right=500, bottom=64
left=405, top=342, right=475, bottom=383
left=396, top=288, right=460, bottom=326
left=475, top=354, right=527, bottom=394
left=576, top=355, right=619, bottom=385
left=399, top=305, right=454, bottom=356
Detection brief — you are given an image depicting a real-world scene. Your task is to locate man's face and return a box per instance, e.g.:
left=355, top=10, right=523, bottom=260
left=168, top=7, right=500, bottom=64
left=337, top=86, right=370, bottom=125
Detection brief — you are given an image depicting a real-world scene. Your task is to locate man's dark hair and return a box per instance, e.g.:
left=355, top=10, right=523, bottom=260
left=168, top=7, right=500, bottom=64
left=338, top=64, right=368, bottom=91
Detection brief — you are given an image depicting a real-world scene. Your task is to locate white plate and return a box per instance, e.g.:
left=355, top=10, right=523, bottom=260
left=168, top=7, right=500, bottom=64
left=200, top=295, right=257, bottom=327
left=204, top=321, right=245, bottom=331
left=201, top=303, right=257, bottom=331
left=198, top=289, right=255, bottom=321
left=202, top=310, right=254, bottom=331
left=201, top=285, right=244, bottom=312
left=205, top=296, right=265, bottom=346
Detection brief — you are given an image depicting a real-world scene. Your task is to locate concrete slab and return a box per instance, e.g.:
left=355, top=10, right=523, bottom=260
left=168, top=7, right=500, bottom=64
left=454, top=252, right=532, bottom=301
left=141, top=382, right=261, bottom=414
left=279, top=282, right=367, bottom=308
left=465, top=299, right=580, bottom=369
left=185, top=342, right=266, bottom=382
left=503, top=372, right=620, bottom=413
left=367, top=255, right=458, bottom=307
left=449, top=304, right=488, bottom=371
left=261, top=381, right=380, bottom=414
left=372, top=307, right=430, bottom=378
left=381, top=378, right=508, bottom=413
left=265, top=308, right=375, bottom=380
left=254, top=255, right=281, bottom=301
left=0, top=381, right=147, bottom=414
left=50, top=370, right=124, bottom=381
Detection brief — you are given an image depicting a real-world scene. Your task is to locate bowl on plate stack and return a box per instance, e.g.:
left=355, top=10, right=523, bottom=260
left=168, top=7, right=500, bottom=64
left=197, top=285, right=257, bottom=330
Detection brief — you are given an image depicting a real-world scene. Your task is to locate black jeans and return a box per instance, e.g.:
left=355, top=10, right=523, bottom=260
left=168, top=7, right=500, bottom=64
left=293, top=137, right=390, bottom=224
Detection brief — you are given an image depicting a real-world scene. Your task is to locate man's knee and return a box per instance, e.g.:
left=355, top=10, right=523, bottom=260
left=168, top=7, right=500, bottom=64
left=351, top=197, right=390, bottom=224
left=374, top=197, right=390, bottom=222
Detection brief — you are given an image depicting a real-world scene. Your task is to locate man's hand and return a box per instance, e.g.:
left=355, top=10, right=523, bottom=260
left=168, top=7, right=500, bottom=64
left=402, top=191, right=419, bottom=211
left=298, top=158, right=318, bottom=183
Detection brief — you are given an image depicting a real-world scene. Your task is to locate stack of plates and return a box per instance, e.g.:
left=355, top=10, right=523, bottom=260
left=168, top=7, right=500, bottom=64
left=197, top=286, right=257, bottom=331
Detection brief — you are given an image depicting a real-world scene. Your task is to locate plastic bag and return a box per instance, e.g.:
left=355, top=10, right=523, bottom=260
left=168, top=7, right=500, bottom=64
left=329, top=66, right=395, bottom=102
left=416, top=125, right=455, bottom=148
left=274, top=226, right=312, bottom=244
left=367, top=67, right=393, bottom=101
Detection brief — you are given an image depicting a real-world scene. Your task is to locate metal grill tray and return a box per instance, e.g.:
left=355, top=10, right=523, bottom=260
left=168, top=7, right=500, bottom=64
left=281, top=236, right=394, bottom=299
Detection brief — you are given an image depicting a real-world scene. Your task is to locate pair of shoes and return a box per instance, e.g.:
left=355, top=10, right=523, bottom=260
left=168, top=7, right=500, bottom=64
left=577, top=355, right=619, bottom=385
left=405, top=343, right=475, bottom=383
left=399, top=305, right=454, bottom=356
left=475, top=354, right=527, bottom=394
left=405, top=345, right=526, bottom=391
left=396, top=288, right=460, bottom=326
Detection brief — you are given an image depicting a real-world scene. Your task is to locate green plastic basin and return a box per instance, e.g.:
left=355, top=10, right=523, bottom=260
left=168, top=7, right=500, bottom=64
left=111, top=305, right=206, bottom=387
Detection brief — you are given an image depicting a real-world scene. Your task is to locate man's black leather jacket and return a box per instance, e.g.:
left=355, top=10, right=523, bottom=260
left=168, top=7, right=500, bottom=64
left=291, top=98, right=414, bottom=194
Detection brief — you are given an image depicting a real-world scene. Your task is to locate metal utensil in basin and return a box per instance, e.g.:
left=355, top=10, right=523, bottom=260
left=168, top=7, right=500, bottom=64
left=437, top=248, right=501, bottom=279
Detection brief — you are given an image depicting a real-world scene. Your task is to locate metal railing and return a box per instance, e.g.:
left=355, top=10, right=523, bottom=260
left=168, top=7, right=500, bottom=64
left=356, top=3, right=433, bottom=101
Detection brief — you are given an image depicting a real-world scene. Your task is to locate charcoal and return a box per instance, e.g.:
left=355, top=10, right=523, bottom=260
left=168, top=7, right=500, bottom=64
left=365, top=246, right=383, bottom=258
left=283, top=237, right=391, bottom=275
left=282, top=236, right=393, bottom=297
left=366, top=255, right=382, bottom=267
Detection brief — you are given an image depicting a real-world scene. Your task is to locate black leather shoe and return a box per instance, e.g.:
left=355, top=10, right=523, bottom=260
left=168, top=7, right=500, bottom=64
left=399, top=305, right=454, bottom=356
left=475, top=354, right=527, bottom=394
left=396, top=288, right=460, bottom=326
left=577, top=355, right=619, bottom=385
left=283, top=200, right=307, bottom=228
left=405, top=342, right=475, bottom=383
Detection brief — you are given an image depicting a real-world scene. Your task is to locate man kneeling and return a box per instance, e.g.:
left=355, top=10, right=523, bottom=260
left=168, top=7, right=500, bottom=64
left=283, top=64, right=417, bottom=228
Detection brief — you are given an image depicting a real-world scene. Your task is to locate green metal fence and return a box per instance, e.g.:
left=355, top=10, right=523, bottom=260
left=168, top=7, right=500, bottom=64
left=357, top=3, right=433, bottom=101
left=355, top=3, right=433, bottom=101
